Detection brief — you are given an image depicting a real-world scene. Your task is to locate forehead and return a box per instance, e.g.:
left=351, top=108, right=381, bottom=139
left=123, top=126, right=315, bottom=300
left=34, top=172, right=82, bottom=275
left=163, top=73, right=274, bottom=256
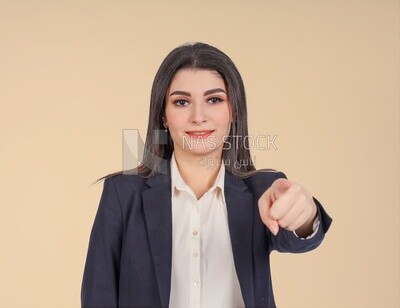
left=168, top=69, right=226, bottom=91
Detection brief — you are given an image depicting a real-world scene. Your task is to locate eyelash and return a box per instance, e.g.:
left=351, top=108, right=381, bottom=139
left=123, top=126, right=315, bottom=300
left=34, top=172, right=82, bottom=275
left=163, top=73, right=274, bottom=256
left=173, top=97, right=223, bottom=107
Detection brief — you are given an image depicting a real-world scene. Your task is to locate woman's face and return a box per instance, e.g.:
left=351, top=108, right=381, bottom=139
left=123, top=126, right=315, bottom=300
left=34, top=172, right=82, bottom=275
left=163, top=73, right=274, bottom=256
left=164, top=68, right=232, bottom=160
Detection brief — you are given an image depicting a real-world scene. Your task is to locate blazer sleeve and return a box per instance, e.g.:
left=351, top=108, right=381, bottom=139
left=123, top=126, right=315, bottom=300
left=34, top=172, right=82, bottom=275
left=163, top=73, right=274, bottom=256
left=81, top=177, right=123, bottom=307
left=268, top=171, right=333, bottom=254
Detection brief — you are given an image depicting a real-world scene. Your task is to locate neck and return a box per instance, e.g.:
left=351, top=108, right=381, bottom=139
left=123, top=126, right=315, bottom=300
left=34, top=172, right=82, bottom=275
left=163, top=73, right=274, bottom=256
left=173, top=150, right=223, bottom=199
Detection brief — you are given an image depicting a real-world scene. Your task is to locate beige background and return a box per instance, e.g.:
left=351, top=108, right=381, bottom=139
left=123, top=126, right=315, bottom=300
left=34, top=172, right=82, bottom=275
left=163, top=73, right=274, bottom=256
left=0, top=0, right=398, bottom=307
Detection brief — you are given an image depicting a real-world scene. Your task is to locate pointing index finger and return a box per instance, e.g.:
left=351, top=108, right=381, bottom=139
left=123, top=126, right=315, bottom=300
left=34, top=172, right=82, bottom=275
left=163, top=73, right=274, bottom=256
left=271, top=178, right=291, bottom=201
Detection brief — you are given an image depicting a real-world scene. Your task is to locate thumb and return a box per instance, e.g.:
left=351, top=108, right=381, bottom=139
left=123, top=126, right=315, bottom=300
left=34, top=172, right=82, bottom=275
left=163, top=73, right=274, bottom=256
left=259, top=178, right=291, bottom=235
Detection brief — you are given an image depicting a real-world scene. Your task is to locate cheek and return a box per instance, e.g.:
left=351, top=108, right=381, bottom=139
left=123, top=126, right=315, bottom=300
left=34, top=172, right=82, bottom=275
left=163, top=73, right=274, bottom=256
left=214, top=108, right=232, bottom=131
left=165, top=109, right=181, bottom=129
left=168, top=120, right=184, bottom=133
left=165, top=112, right=187, bottom=146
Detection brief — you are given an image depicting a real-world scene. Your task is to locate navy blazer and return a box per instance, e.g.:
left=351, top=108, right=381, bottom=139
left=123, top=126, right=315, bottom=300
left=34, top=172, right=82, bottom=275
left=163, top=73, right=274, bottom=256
left=81, top=164, right=332, bottom=308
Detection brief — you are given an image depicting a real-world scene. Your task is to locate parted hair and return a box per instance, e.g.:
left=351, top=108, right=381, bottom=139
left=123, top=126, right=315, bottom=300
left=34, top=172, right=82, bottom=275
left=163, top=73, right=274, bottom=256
left=95, top=42, right=272, bottom=184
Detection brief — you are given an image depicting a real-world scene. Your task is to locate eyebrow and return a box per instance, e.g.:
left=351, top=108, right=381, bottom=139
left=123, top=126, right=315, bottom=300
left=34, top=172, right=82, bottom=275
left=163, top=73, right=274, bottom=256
left=169, top=88, right=227, bottom=97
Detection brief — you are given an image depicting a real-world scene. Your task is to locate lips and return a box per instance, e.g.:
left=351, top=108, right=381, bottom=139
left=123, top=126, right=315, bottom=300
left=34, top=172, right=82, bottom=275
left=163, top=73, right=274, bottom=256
left=185, top=130, right=215, bottom=138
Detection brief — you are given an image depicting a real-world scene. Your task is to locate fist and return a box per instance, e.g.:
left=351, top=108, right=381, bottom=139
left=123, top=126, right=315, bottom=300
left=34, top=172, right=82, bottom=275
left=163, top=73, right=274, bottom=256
left=258, top=178, right=317, bottom=236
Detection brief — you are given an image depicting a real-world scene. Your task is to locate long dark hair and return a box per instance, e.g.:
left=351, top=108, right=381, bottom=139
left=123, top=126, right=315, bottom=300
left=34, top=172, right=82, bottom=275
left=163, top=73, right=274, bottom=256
left=94, top=42, right=272, bottom=184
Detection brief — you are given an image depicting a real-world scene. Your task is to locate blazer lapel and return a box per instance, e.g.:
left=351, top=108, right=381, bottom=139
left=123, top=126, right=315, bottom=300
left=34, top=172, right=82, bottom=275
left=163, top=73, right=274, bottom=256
left=141, top=164, right=255, bottom=307
left=142, top=170, right=172, bottom=308
left=224, top=171, right=255, bottom=307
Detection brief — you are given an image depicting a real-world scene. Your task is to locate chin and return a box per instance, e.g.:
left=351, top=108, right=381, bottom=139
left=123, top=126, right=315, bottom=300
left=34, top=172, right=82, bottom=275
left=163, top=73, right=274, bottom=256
left=183, top=145, right=222, bottom=157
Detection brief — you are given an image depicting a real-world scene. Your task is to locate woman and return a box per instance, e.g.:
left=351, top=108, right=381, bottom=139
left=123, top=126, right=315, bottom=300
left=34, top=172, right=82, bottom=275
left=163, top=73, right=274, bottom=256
left=81, top=42, right=332, bottom=308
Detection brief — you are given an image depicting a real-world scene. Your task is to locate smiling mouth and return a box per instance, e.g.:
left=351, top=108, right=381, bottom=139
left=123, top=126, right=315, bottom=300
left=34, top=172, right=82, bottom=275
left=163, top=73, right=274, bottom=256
left=185, top=130, right=215, bottom=138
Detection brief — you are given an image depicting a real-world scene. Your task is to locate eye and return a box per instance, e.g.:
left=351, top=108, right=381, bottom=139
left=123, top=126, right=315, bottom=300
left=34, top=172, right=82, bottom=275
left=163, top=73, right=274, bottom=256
left=207, top=97, right=223, bottom=104
left=173, top=99, right=189, bottom=107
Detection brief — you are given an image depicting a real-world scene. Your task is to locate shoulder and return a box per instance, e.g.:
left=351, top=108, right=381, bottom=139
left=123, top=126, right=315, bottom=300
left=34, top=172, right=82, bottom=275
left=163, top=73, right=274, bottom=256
left=99, top=172, right=151, bottom=203
left=106, top=171, right=148, bottom=188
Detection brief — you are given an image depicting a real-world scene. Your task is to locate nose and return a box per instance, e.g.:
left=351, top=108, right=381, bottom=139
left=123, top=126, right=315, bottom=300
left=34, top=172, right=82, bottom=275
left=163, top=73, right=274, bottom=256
left=191, top=101, right=207, bottom=125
